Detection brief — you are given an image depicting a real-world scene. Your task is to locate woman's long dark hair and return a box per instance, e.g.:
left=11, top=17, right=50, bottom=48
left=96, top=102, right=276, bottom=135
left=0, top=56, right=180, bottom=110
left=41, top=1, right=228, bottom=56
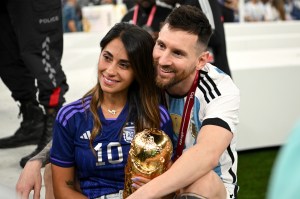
left=83, top=22, right=161, bottom=147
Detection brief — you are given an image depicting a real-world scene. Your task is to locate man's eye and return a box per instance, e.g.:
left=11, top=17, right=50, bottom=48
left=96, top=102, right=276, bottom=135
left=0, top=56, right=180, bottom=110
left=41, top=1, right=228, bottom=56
left=173, top=51, right=182, bottom=57
left=156, top=42, right=164, bottom=49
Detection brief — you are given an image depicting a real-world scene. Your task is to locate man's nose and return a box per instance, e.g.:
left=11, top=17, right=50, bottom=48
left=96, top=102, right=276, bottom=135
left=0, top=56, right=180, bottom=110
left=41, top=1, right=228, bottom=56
left=158, top=51, right=172, bottom=66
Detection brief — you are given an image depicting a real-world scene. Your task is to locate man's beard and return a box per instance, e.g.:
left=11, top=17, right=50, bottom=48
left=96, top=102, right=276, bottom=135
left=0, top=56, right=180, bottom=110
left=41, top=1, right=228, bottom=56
left=155, top=64, right=196, bottom=90
left=155, top=73, right=178, bottom=89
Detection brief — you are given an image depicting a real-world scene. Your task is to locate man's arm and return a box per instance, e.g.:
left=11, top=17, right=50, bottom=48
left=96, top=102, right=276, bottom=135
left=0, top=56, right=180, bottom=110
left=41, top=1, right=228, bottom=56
left=30, top=140, right=52, bottom=166
left=67, top=20, right=77, bottom=32
left=16, top=140, right=52, bottom=199
left=16, top=159, right=43, bottom=199
left=126, top=125, right=233, bottom=199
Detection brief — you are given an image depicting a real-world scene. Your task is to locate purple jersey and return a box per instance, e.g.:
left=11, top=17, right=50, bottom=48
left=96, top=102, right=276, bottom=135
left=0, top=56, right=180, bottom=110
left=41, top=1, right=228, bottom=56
left=50, top=96, right=174, bottom=198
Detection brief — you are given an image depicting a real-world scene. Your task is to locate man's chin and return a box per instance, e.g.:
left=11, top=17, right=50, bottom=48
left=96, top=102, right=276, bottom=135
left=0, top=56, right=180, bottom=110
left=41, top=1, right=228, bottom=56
left=156, top=77, right=174, bottom=90
left=156, top=79, right=168, bottom=89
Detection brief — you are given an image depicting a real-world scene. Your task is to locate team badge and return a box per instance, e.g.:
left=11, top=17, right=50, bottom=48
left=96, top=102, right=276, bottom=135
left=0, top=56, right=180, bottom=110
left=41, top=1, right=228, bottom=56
left=170, top=113, right=182, bottom=136
left=123, top=122, right=135, bottom=143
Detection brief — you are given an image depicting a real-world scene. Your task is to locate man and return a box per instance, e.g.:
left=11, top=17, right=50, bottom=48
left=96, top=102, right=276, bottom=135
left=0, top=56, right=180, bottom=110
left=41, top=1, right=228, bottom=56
left=63, top=0, right=83, bottom=32
left=218, top=0, right=239, bottom=22
left=121, top=0, right=172, bottom=39
left=16, top=5, right=240, bottom=199
left=160, top=0, right=232, bottom=77
left=0, top=0, right=69, bottom=168
left=127, top=5, right=239, bottom=199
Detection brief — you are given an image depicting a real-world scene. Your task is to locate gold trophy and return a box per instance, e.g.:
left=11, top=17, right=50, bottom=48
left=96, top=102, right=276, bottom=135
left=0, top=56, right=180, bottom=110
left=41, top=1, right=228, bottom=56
left=123, top=128, right=173, bottom=198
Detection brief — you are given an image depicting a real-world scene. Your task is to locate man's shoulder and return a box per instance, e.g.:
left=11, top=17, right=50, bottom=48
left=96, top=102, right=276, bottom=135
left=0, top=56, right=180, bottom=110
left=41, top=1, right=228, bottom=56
left=197, top=64, right=239, bottom=102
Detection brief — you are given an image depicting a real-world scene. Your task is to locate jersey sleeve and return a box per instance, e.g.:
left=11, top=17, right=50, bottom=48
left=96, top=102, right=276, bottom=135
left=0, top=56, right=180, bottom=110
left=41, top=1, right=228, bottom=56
left=50, top=108, right=76, bottom=167
left=202, top=80, right=240, bottom=135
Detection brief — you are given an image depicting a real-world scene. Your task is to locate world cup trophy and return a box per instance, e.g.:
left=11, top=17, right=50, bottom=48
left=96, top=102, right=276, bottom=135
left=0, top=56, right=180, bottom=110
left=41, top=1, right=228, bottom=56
left=123, top=128, right=173, bottom=198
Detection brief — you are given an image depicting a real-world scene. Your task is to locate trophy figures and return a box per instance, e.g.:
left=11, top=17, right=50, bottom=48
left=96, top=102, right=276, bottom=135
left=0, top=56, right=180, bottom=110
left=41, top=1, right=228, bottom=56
left=123, top=128, right=173, bottom=198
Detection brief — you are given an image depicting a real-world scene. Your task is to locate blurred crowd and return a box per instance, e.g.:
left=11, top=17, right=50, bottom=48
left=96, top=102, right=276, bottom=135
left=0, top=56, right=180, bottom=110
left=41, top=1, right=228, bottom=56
left=61, top=0, right=300, bottom=33
left=244, top=0, right=300, bottom=22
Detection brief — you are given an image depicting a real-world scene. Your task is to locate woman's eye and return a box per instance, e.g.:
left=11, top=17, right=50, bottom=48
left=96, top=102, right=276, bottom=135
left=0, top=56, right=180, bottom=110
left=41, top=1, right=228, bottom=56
left=103, top=55, right=111, bottom=61
left=119, top=63, right=129, bottom=69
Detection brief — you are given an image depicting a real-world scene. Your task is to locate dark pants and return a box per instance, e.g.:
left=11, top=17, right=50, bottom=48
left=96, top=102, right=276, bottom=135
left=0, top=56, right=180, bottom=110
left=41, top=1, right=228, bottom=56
left=0, top=0, right=68, bottom=108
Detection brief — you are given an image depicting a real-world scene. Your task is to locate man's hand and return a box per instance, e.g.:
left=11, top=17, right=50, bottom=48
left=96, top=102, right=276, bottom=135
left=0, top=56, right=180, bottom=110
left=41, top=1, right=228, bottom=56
left=16, top=160, right=42, bottom=199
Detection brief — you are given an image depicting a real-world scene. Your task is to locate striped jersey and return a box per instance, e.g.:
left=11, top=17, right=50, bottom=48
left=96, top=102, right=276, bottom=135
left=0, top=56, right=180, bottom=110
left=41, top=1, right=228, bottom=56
left=50, top=96, right=174, bottom=199
left=166, top=63, right=240, bottom=193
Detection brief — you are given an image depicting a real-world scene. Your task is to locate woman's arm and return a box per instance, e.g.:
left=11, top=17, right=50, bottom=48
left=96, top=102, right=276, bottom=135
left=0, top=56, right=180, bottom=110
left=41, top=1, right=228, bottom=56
left=51, top=164, right=87, bottom=199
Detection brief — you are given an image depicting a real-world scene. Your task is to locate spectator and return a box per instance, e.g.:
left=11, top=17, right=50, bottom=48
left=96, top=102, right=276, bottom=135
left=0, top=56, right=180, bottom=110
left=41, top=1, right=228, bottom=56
left=244, top=0, right=266, bottom=22
left=63, top=0, right=83, bottom=32
left=219, top=0, right=240, bottom=22
left=291, top=0, right=300, bottom=19
left=264, top=0, right=286, bottom=21
left=121, top=0, right=173, bottom=40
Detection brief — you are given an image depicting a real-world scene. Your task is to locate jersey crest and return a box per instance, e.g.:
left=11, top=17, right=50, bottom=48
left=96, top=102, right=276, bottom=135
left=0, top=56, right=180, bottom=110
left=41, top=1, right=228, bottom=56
left=122, top=122, right=135, bottom=143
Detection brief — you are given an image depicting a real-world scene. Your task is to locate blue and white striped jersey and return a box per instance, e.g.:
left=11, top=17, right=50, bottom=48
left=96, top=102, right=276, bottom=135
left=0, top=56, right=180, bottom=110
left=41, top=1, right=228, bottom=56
left=167, top=63, right=240, bottom=193
left=50, top=96, right=174, bottom=199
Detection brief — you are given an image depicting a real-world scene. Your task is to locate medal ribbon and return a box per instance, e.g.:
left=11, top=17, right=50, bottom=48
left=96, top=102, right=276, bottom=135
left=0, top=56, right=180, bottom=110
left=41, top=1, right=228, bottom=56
left=132, top=5, right=157, bottom=27
left=174, top=71, right=200, bottom=161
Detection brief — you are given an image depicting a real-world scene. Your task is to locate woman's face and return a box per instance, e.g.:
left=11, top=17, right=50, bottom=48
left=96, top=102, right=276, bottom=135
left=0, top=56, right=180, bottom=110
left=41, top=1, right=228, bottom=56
left=98, top=38, right=135, bottom=97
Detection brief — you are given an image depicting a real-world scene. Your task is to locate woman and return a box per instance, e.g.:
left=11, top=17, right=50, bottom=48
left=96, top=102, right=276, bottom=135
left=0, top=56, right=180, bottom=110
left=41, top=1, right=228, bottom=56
left=50, top=22, right=174, bottom=199
left=264, top=0, right=286, bottom=21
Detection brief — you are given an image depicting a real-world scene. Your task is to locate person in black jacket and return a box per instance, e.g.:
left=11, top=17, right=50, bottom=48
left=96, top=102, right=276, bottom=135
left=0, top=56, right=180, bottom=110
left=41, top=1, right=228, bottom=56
left=0, top=0, right=69, bottom=168
left=121, top=0, right=173, bottom=40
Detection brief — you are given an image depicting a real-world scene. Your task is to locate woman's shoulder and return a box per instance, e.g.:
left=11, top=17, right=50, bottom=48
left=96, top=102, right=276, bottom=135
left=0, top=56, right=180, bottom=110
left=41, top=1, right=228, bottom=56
left=56, top=96, right=92, bottom=124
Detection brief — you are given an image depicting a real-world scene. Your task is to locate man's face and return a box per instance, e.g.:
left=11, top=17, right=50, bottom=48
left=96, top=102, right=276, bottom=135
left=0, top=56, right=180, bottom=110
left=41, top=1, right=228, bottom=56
left=153, top=24, right=203, bottom=93
left=135, top=0, right=156, bottom=8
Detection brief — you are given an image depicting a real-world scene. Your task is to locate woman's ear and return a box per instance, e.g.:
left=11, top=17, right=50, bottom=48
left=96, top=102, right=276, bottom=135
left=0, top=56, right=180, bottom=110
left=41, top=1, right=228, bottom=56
left=196, top=51, right=209, bottom=70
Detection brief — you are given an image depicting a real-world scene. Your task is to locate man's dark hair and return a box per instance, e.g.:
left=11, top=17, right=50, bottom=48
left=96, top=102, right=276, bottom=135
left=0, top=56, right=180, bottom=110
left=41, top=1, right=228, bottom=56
left=164, top=5, right=213, bottom=47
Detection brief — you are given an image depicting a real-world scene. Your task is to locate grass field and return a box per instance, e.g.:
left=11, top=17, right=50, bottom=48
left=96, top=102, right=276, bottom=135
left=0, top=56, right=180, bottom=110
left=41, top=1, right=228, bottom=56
left=237, top=147, right=280, bottom=199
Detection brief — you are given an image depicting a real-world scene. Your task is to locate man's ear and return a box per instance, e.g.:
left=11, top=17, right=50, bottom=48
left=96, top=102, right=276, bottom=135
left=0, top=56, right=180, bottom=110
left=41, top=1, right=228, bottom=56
left=196, top=51, right=209, bottom=70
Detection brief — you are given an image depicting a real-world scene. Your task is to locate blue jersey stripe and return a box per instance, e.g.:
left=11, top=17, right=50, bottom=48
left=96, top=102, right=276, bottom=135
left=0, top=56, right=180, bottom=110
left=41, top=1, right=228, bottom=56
left=62, top=106, right=89, bottom=126
left=58, top=98, right=92, bottom=127
left=159, top=105, right=170, bottom=125
left=58, top=97, right=91, bottom=122
left=51, top=157, right=74, bottom=166
left=57, top=96, right=91, bottom=115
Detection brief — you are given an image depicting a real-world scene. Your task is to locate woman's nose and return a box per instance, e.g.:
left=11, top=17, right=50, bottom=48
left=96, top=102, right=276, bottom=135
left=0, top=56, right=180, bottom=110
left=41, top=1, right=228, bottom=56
left=106, top=62, right=117, bottom=75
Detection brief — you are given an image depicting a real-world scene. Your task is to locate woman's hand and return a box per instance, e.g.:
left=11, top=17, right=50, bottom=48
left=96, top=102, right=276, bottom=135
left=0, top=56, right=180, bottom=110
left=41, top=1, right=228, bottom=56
left=131, top=176, right=151, bottom=191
